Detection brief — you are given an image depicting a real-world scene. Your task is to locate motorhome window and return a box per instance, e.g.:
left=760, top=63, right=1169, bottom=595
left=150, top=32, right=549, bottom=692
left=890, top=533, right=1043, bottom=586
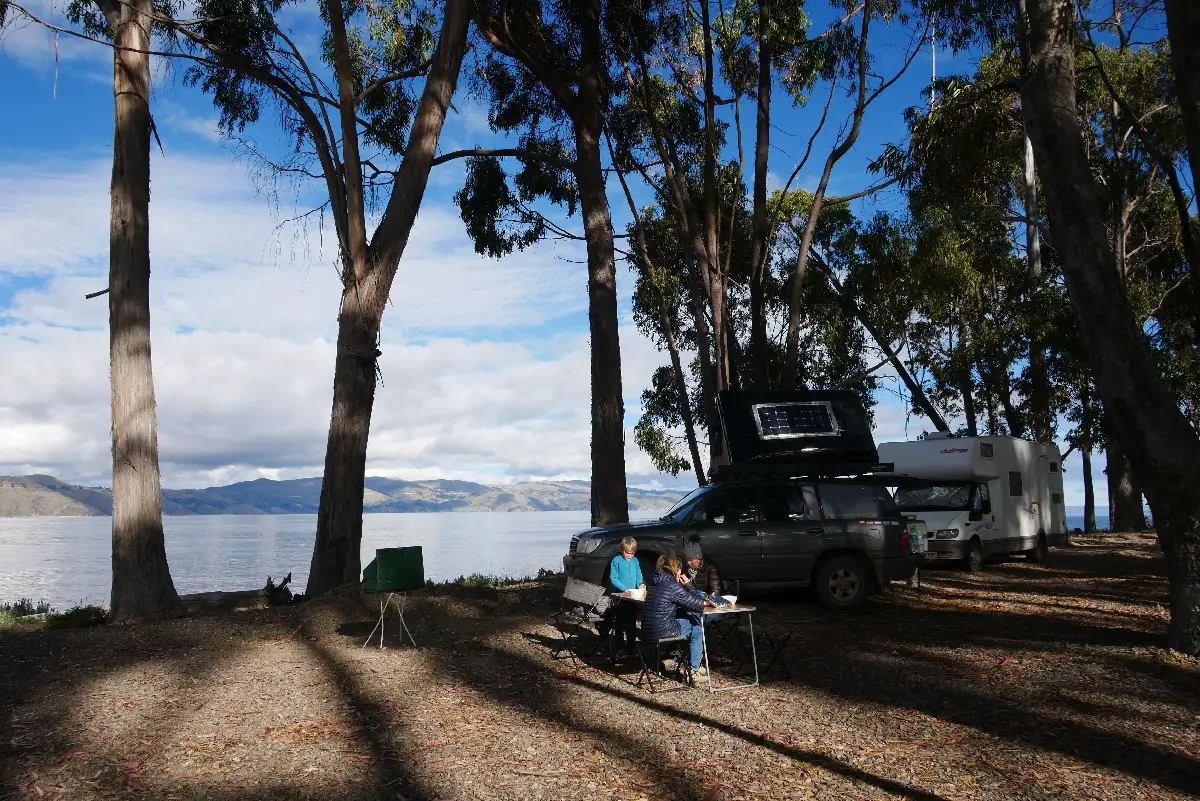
left=761, top=486, right=818, bottom=522
left=893, top=483, right=972, bottom=511
left=980, top=442, right=994, bottom=458
left=664, top=486, right=713, bottom=523
left=1052, top=493, right=1063, bottom=504
left=752, top=401, right=839, bottom=439
left=1009, top=471, right=1023, bottom=496
left=1049, top=462, right=1059, bottom=473
left=705, top=487, right=758, bottom=524
left=817, top=483, right=881, bottom=518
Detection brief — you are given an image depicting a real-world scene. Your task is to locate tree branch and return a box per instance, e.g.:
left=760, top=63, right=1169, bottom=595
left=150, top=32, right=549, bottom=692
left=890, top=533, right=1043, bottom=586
left=430, top=147, right=576, bottom=169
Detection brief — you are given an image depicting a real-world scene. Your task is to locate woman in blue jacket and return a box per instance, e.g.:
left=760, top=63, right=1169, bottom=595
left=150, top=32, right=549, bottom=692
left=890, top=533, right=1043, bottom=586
left=643, top=553, right=708, bottom=676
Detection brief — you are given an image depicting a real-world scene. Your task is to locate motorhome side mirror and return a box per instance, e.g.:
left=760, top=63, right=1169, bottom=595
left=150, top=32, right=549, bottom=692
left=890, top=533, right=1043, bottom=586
left=969, top=509, right=983, bottom=522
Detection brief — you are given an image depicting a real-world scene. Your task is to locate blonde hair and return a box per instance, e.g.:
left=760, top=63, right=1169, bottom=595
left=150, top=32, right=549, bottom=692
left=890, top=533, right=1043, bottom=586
left=620, top=536, right=638, bottom=554
left=656, top=553, right=682, bottom=577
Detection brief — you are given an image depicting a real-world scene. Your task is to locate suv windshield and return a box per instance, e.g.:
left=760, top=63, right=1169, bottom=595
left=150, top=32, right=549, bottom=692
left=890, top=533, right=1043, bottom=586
left=662, top=486, right=712, bottom=522
left=894, top=483, right=973, bottom=511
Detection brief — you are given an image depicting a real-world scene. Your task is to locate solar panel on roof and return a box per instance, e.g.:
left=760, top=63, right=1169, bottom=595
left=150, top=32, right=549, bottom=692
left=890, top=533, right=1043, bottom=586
left=753, top=402, right=839, bottom=439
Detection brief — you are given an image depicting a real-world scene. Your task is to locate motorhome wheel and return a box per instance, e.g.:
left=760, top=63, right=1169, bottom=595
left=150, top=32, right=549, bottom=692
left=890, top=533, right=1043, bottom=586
left=1026, top=533, right=1048, bottom=564
left=965, top=538, right=984, bottom=573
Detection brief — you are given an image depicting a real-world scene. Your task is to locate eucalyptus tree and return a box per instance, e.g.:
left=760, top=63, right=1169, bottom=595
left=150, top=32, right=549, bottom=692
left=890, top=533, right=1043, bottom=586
left=1017, top=0, right=1200, bottom=653
left=57, top=0, right=187, bottom=621
left=170, top=0, right=473, bottom=595
left=467, top=0, right=634, bottom=526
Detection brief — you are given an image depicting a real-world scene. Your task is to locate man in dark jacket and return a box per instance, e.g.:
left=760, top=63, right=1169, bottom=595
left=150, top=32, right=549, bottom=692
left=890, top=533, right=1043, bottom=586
left=682, top=540, right=723, bottom=596
left=643, top=554, right=708, bottom=675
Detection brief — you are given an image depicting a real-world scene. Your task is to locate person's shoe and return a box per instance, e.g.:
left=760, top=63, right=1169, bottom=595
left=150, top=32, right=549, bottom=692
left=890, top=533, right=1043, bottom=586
left=660, top=657, right=677, bottom=672
left=693, top=665, right=708, bottom=678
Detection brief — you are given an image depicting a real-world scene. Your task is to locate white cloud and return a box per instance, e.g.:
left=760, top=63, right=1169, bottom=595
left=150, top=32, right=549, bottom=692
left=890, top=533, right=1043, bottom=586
left=0, top=151, right=669, bottom=489
left=0, top=149, right=1112, bottom=510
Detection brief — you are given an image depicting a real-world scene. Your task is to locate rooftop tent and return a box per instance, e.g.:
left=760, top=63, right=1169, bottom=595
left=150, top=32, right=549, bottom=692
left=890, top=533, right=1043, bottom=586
left=715, top=390, right=882, bottom=476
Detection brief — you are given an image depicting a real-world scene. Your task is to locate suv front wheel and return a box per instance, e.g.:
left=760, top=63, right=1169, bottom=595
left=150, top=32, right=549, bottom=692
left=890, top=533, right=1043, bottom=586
left=814, top=555, right=873, bottom=610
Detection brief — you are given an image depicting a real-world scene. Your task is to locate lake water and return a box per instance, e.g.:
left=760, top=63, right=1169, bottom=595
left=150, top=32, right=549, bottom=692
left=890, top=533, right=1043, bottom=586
left=0, top=512, right=660, bottom=610
left=1, top=510, right=1113, bottom=609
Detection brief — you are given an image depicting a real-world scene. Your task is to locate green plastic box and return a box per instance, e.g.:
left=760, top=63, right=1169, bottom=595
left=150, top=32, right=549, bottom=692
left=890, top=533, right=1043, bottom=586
left=362, top=546, right=424, bottom=592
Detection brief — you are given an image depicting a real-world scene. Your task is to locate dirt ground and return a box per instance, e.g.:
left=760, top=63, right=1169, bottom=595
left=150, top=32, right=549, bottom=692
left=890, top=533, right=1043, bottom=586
left=2, top=532, right=1199, bottom=801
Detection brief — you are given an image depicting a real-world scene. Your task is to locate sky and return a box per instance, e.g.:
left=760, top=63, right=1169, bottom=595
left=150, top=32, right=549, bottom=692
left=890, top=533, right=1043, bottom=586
left=0, top=0, right=1109, bottom=508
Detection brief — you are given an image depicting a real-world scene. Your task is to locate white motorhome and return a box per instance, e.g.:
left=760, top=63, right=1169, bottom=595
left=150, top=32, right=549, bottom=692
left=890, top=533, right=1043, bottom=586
left=876, top=435, right=1068, bottom=571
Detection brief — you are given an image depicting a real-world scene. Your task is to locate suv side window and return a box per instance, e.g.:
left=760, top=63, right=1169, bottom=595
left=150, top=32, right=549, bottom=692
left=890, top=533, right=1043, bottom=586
left=816, top=483, right=881, bottom=519
left=703, top=486, right=759, bottom=524
left=761, top=485, right=820, bottom=522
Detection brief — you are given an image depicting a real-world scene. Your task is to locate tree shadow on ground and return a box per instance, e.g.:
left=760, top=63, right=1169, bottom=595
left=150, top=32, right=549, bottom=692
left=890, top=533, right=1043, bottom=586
left=373, top=558, right=1199, bottom=798
left=0, top=601, right=437, bottom=801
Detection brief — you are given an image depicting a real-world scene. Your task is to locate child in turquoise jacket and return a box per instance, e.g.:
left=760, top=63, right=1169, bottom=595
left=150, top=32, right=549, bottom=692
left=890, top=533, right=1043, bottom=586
left=604, top=537, right=645, bottom=659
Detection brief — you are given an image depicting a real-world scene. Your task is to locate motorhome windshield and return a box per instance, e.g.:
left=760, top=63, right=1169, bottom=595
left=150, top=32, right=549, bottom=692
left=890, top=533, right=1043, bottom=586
left=894, top=483, right=973, bottom=511
left=662, top=486, right=712, bottom=522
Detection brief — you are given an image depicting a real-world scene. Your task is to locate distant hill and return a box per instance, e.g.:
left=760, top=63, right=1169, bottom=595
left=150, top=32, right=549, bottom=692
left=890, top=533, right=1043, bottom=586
left=0, top=474, right=686, bottom=517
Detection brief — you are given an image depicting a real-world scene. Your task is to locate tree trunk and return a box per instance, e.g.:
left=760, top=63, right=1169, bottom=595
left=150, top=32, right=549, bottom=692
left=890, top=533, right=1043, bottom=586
left=576, top=0, right=628, bottom=527
left=997, top=366, right=1025, bottom=438
left=1081, top=386, right=1096, bottom=533
left=662, top=307, right=706, bottom=487
left=308, top=293, right=380, bottom=594
left=1023, top=132, right=1052, bottom=444
left=700, top=0, right=730, bottom=396
left=1105, top=430, right=1146, bottom=532
left=1163, top=0, right=1200, bottom=198
left=307, top=0, right=471, bottom=596
left=1020, top=0, right=1200, bottom=654
left=1164, top=534, right=1200, bottom=655
left=1082, top=445, right=1096, bottom=532
left=961, top=377, right=978, bottom=436
left=689, top=265, right=724, bottom=470
left=748, top=0, right=772, bottom=389
left=107, top=0, right=185, bottom=622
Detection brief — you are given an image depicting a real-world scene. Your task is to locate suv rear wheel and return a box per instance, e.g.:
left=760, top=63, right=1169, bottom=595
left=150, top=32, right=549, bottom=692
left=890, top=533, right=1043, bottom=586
left=814, top=555, right=873, bottom=610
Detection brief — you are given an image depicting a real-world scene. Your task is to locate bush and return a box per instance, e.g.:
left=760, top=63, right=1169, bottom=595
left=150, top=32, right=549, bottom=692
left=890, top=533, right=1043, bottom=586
left=0, top=599, right=106, bottom=631
left=424, top=569, right=562, bottom=591
left=1, top=598, right=53, bottom=616
left=43, top=605, right=107, bottom=630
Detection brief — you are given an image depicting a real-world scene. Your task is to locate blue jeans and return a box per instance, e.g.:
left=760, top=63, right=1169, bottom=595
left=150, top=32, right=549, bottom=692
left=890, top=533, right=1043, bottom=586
left=677, top=617, right=704, bottom=670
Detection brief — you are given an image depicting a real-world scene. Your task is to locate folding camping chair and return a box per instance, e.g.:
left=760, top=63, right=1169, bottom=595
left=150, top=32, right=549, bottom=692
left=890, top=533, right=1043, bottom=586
left=551, top=578, right=610, bottom=666
left=636, top=634, right=694, bottom=694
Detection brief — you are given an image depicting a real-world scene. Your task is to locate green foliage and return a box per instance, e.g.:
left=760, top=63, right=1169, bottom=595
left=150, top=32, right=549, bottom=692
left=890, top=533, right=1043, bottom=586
left=455, top=156, right=546, bottom=257
left=426, top=569, right=558, bottom=590
left=182, top=0, right=438, bottom=180
left=43, top=605, right=108, bottom=630
left=635, top=419, right=692, bottom=476
left=0, top=600, right=106, bottom=631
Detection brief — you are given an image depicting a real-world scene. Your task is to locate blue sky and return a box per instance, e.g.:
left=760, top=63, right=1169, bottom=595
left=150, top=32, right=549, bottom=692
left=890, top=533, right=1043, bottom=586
left=0, top=0, right=1107, bottom=507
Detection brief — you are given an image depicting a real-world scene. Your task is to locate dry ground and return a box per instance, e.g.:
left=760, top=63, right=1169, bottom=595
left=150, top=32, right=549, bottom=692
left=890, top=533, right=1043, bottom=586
left=2, top=532, right=1198, bottom=801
